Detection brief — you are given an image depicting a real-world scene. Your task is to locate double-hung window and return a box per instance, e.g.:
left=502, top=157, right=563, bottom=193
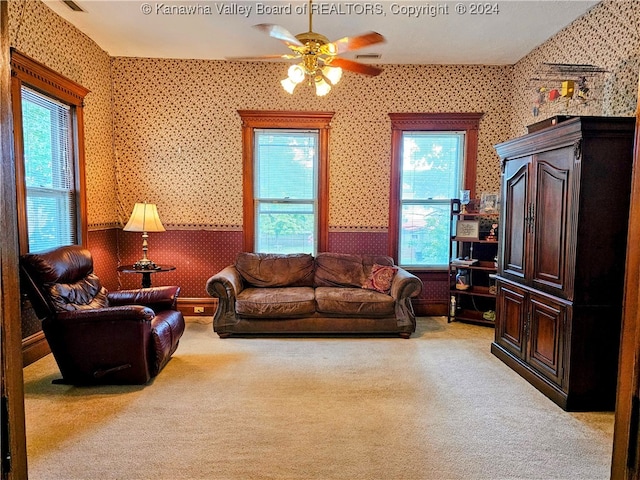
left=254, top=129, right=318, bottom=254
left=399, top=132, right=465, bottom=267
left=389, top=113, right=483, bottom=269
left=11, top=50, right=89, bottom=254
left=20, top=87, right=76, bottom=252
left=239, top=110, right=333, bottom=254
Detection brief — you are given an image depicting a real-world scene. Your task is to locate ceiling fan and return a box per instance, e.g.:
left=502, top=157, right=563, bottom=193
left=229, top=0, right=385, bottom=96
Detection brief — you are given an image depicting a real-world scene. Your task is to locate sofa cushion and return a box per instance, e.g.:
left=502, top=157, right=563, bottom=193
left=314, top=253, right=395, bottom=288
left=236, top=253, right=314, bottom=288
left=236, top=287, right=316, bottom=318
left=315, top=287, right=395, bottom=317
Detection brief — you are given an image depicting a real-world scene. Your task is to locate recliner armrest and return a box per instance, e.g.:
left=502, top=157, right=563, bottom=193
left=108, top=286, right=180, bottom=311
left=56, top=305, right=156, bottom=324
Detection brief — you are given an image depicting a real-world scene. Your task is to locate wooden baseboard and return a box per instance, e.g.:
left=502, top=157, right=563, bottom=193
left=177, top=297, right=218, bottom=316
left=413, top=299, right=447, bottom=317
left=22, top=331, right=50, bottom=367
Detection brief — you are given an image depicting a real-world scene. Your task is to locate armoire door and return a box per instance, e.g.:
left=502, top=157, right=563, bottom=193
left=501, top=156, right=531, bottom=281
left=495, top=281, right=527, bottom=360
left=531, top=147, right=573, bottom=298
left=526, top=292, right=565, bottom=386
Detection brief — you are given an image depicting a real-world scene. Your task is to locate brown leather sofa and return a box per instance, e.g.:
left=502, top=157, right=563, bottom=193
left=206, top=252, right=423, bottom=338
left=20, top=245, right=185, bottom=385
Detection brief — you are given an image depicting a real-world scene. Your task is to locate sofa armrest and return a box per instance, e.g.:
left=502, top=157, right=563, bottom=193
left=390, top=268, right=423, bottom=331
left=206, top=266, right=244, bottom=331
left=390, top=268, right=423, bottom=300
left=108, top=286, right=181, bottom=311
left=206, top=265, right=244, bottom=299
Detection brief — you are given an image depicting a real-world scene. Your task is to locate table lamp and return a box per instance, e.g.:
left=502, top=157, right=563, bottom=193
left=123, top=202, right=165, bottom=269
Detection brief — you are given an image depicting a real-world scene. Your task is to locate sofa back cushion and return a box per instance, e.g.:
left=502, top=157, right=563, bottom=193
left=235, top=253, right=315, bottom=288
left=314, top=253, right=395, bottom=288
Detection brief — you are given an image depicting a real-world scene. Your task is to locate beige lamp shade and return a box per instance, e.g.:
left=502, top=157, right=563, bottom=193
left=123, top=203, right=166, bottom=233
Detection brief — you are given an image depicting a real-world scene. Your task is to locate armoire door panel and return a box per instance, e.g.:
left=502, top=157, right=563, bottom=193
left=496, top=282, right=527, bottom=359
left=527, top=294, right=564, bottom=385
left=502, top=158, right=530, bottom=280
left=532, top=153, right=571, bottom=296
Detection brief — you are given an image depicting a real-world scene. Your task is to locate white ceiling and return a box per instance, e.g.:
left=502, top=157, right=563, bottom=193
left=43, top=0, right=600, bottom=65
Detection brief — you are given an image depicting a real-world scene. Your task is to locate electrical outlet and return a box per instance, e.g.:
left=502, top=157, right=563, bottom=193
left=193, top=306, right=205, bottom=314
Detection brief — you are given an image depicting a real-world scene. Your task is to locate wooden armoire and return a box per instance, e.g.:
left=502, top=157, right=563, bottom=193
left=492, top=116, right=636, bottom=411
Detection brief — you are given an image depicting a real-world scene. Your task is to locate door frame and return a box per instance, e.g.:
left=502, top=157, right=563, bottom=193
left=611, top=71, right=640, bottom=479
left=0, top=1, right=28, bottom=478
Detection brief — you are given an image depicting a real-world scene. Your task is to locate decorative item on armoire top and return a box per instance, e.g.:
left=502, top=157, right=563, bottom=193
left=529, top=63, right=606, bottom=117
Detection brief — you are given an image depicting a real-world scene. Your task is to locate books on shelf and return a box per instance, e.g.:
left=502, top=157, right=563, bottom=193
left=451, top=257, right=478, bottom=266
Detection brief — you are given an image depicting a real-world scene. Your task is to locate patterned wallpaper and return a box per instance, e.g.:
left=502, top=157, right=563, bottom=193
left=511, top=0, right=640, bottom=137
left=111, top=59, right=511, bottom=229
left=8, top=0, right=119, bottom=229
left=11, top=0, right=639, bottom=232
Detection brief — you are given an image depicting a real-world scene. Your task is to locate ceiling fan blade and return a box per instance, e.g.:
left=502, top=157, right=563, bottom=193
left=329, top=32, right=385, bottom=55
left=226, top=54, right=300, bottom=61
left=254, top=24, right=304, bottom=48
left=329, top=57, right=383, bottom=76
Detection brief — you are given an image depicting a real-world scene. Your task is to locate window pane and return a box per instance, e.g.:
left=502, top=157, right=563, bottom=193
left=254, top=129, right=318, bottom=253
left=401, top=133, right=463, bottom=200
left=21, top=86, right=76, bottom=252
left=26, top=188, right=74, bottom=253
left=256, top=202, right=315, bottom=254
left=399, top=202, right=450, bottom=267
left=399, top=131, right=465, bottom=268
left=255, top=130, right=316, bottom=199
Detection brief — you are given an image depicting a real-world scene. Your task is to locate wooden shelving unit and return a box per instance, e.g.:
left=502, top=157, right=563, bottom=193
left=448, top=199, right=499, bottom=326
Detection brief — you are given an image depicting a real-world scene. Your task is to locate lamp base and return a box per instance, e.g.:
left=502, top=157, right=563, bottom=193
left=132, top=259, right=160, bottom=270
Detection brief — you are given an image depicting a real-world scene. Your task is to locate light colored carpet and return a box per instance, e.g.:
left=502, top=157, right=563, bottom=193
left=23, top=317, right=614, bottom=480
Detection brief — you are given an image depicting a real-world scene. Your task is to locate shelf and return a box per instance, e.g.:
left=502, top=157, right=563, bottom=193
left=450, top=285, right=496, bottom=297
left=450, top=260, right=497, bottom=271
left=452, top=237, right=498, bottom=244
left=449, top=198, right=499, bottom=328
left=449, top=308, right=496, bottom=326
left=452, top=212, right=499, bottom=217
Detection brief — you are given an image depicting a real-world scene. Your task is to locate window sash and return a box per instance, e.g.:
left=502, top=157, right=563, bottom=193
left=21, top=86, right=77, bottom=252
left=253, top=129, right=319, bottom=254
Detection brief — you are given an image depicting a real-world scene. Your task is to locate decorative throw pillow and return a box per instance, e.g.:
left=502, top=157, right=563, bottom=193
left=362, top=264, right=398, bottom=294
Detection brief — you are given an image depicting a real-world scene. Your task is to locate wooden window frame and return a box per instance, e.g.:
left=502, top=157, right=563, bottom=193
left=10, top=49, right=89, bottom=253
left=388, top=112, right=483, bottom=263
left=238, top=110, right=333, bottom=253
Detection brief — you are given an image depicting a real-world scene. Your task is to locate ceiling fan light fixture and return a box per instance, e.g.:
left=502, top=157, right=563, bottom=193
left=281, top=77, right=298, bottom=94
left=322, top=65, right=342, bottom=85
left=314, top=76, right=331, bottom=96
left=287, top=64, right=306, bottom=84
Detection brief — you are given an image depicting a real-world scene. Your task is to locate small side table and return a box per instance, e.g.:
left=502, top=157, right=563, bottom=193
left=117, top=265, right=176, bottom=288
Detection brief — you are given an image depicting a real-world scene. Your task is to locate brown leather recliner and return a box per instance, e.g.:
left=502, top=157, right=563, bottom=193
left=20, top=245, right=185, bottom=385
